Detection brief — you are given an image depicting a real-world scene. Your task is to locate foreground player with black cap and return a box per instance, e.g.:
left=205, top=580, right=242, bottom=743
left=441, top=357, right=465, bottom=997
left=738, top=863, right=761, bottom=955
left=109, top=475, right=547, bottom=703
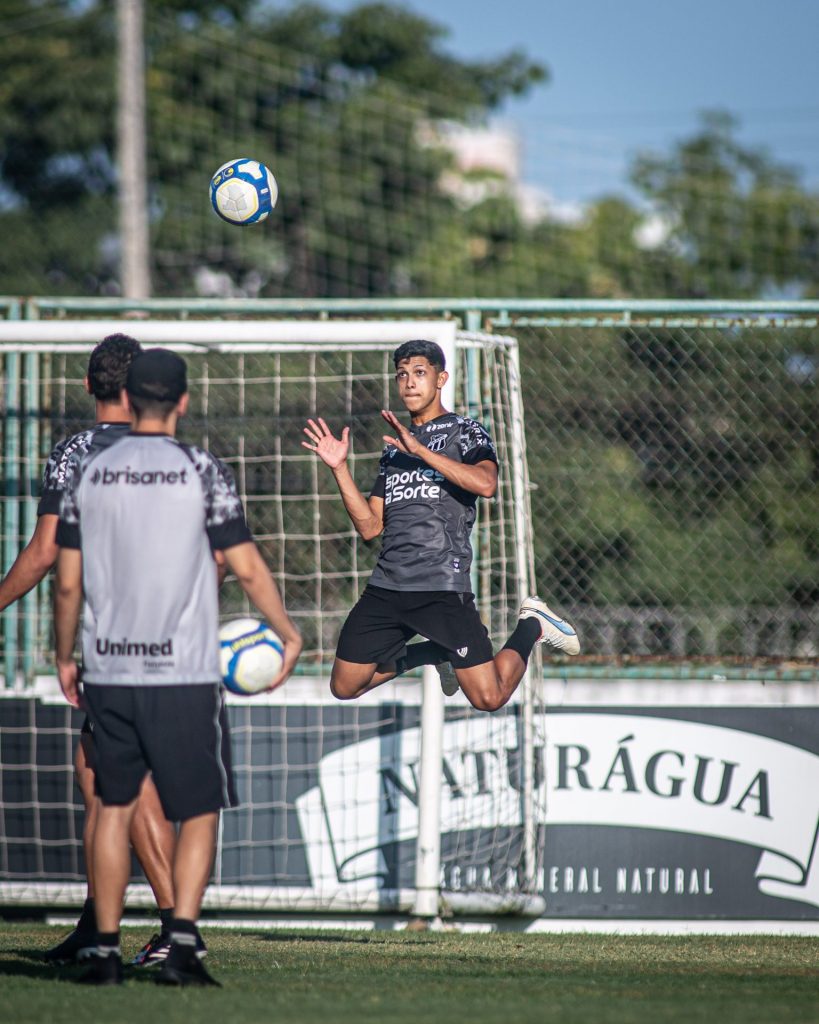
left=55, top=348, right=302, bottom=986
left=303, top=339, right=579, bottom=712
left=0, top=334, right=186, bottom=967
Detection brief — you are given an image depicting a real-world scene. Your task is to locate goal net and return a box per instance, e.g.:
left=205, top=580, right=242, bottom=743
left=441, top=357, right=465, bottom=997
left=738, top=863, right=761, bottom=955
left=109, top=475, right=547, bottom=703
left=0, top=316, right=540, bottom=916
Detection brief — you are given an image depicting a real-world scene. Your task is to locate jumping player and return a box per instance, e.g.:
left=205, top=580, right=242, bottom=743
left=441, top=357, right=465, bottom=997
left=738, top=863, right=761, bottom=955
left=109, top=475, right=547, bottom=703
left=0, top=334, right=185, bottom=966
left=55, top=348, right=302, bottom=986
left=302, top=339, right=579, bottom=712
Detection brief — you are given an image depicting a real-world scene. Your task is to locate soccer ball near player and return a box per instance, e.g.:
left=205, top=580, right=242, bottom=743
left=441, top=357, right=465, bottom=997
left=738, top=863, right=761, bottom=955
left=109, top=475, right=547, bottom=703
left=209, top=158, right=278, bottom=226
left=219, top=618, right=284, bottom=694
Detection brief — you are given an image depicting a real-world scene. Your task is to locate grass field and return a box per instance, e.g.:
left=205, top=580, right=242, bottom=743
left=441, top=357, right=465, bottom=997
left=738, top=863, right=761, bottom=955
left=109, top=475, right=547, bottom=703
left=1, top=923, right=818, bottom=1023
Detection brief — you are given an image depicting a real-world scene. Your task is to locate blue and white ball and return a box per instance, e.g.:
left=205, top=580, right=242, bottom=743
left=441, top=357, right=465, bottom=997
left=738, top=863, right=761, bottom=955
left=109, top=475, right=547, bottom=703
left=209, top=158, right=278, bottom=226
left=219, top=618, right=284, bottom=694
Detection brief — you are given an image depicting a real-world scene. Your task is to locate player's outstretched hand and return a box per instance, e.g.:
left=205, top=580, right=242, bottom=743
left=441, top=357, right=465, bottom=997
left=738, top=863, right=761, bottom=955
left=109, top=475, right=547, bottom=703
left=56, top=658, right=81, bottom=708
left=302, top=417, right=349, bottom=470
left=381, top=409, right=423, bottom=457
left=265, top=630, right=303, bottom=693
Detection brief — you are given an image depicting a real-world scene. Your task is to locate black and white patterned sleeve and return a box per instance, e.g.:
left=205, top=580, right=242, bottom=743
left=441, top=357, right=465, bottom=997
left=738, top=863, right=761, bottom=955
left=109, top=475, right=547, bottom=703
left=459, top=418, right=498, bottom=466
left=37, top=430, right=93, bottom=516
left=189, top=448, right=252, bottom=550
left=55, top=458, right=84, bottom=550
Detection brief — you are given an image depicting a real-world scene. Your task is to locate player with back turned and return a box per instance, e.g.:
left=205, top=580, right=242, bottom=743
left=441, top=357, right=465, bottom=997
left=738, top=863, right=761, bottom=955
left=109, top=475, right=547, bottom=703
left=0, top=334, right=191, bottom=966
left=302, top=338, right=579, bottom=712
left=54, top=348, right=302, bottom=986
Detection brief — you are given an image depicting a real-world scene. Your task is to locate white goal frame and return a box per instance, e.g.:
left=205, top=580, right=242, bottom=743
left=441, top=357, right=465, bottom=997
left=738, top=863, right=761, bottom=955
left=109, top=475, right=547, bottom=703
left=0, top=316, right=537, bottom=919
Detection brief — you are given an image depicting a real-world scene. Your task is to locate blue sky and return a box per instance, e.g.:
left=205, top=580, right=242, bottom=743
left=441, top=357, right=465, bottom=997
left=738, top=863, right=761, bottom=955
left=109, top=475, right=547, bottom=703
left=325, top=0, right=819, bottom=206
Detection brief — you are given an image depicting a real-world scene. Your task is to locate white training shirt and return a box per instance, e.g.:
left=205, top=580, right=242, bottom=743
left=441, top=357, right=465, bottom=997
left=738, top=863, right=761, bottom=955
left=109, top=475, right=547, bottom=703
left=57, top=432, right=252, bottom=685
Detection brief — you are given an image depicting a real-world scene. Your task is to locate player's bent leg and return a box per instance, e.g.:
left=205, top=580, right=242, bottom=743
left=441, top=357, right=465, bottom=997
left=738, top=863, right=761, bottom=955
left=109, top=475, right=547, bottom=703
left=332, top=589, right=411, bottom=700
left=455, top=596, right=581, bottom=712
left=455, top=651, right=527, bottom=713
left=329, top=658, right=398, bottom=700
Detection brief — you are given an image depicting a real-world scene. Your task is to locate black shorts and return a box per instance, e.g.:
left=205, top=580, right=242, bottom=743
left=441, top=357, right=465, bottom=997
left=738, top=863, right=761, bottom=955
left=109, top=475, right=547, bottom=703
left=78, top=716, right=96, bottom=772
left=336, top=586, right=494, bottom=670
left=82, top=683, right=237, bottom=822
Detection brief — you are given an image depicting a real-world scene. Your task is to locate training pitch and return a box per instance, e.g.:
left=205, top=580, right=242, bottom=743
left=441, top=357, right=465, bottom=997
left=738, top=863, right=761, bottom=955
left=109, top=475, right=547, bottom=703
left=1, top=923, right=817, bottom=1023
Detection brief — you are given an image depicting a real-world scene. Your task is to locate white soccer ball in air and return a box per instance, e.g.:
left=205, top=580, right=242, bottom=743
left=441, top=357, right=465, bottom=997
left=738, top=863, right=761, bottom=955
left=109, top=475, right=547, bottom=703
left=209, top=158, right=278, bottom=226
left=219, top=618, right=284, bottom=695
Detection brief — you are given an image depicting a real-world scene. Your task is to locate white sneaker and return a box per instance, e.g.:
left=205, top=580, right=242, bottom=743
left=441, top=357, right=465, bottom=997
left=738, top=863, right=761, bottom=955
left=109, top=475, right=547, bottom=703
left=519, top=596, right=580, bottom=656
left=436, top=662, right=460, bottom=696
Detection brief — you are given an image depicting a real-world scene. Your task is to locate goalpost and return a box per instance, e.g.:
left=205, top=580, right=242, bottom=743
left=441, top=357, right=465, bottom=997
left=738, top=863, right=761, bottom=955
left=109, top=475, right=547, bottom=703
left=0, top=315, right=540, bottom=919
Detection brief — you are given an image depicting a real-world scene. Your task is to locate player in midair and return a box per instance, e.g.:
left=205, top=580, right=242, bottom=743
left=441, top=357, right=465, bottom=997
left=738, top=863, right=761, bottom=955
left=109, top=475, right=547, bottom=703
left=0, top=334, right=189, bottom=966
left=302, top=339, right=579, bottom=712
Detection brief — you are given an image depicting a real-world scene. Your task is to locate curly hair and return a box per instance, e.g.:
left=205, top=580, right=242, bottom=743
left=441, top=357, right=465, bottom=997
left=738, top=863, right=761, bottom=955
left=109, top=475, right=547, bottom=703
left=87, top=334, right=142, bottom=401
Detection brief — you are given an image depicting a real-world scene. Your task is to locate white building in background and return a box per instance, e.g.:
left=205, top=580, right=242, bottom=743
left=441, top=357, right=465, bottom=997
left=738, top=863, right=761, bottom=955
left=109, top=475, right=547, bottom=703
left=424, top=119, right=676, bottom=251
left=420, top=119, right=584, bottom=226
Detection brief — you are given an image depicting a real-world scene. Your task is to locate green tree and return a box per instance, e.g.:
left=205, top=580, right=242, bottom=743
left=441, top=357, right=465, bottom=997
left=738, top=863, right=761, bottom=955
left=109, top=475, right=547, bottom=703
left=631, top=110, right=819, bottom=298
left=0, top=0, right=546, bottom=297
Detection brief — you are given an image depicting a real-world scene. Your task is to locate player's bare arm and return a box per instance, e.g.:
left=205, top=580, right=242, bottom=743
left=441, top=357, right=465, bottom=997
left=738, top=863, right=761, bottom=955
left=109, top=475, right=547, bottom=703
left=223, top=540, right=303, bottom=690
left=381, top=409, right=498, bottom=498
left=214, top=548, right=229, bottom=586
left=0, top=513, right=59, bottom=611
left=54, top=547, right=83, bottom=708
left=302, top=417, right=384, bottom=540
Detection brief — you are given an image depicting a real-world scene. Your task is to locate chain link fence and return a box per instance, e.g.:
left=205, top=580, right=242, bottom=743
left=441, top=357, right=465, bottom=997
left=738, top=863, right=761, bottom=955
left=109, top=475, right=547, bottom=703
left=496, top=309, right=818, bottom=661
left=1, top=299, right=817, bottom=669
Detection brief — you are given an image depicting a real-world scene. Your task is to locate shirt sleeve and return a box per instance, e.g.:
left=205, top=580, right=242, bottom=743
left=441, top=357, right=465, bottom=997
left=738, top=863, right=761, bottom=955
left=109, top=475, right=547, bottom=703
left=55, top=460, right=83, bottom=549
left=193, top=451, right=253, bottom=550
left=37, top=433, right=90, bottom=517
left=459, top=419, right=498, bottom=466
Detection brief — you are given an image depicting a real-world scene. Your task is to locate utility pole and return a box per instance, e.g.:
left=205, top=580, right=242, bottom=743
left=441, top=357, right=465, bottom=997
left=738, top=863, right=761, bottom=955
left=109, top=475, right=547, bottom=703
left=117, top=0, right=151, bottom=298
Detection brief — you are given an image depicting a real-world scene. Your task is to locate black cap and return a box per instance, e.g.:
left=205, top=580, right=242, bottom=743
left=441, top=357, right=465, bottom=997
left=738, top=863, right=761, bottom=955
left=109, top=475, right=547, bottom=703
left=126, top=348, right=187, bottom=402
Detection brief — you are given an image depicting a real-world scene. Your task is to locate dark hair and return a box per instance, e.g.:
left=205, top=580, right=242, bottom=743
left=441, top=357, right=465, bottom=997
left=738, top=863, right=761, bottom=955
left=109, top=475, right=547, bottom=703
left=392, top=339, right=446, bottom=372
left=127, top=394, right=179, bottom=420
left=87, top=334, right=142, bottom=401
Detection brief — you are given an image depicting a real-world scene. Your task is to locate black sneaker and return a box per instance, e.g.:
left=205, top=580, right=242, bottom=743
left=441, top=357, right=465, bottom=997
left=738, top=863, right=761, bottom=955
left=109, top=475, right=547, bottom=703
left=77, top=951, right=124, bottom=986
left=44, top=928, right=97, bottom=965
left=130, top=931, right=170, bottom=967
left=155, top=943, right=220, bottom=987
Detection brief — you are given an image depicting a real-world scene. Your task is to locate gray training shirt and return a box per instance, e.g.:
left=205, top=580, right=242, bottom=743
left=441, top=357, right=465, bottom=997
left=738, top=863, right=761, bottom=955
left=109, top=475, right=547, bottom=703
left=57, top=432, right=252, bottom=685
left=368, top=413, right=497, bottom=593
